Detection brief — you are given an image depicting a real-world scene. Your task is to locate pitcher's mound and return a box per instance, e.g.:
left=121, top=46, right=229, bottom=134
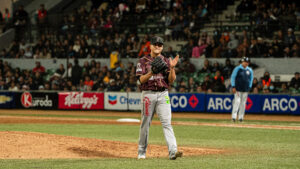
left=0, top=131, right=224, bottom=159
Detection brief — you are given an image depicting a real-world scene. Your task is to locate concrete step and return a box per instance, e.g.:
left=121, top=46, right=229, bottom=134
left=203, top=22, right=250, bottom=27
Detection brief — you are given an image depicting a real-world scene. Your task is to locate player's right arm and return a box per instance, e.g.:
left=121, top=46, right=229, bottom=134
left=139, top=72, right=153, bottom=84
left=231, top=66, right=240, bottom=93
left=136, top=58, right=153, bottom=84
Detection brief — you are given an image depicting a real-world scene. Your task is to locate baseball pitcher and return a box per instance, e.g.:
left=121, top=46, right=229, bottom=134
left=231, top=56, right=253, bottom=122
left=136, top=36, right=182, bottom=160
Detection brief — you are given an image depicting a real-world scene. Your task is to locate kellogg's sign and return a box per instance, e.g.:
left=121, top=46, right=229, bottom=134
left=58, top=92, right=104, bottom=110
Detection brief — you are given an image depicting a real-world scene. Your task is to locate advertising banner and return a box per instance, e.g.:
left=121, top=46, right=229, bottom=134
left=128, top=92, right=141, bottom=110
left=261, top=94, right=298, bottom=114
left=169, top=93, right=205, bottom=112
left=206, top=93, right=234, bottom=113
left=290, top=95, right=300, bottom=115
left=14, top=91, right=58, bottom=109
left=104, top=92, right=128, bottom=110
left=0, top=92, right=15, bottom=108
left=205, top=94, right=262, bottom=113
left=245, top=94, right=262, bottom=113
left=58, top=92, right=104, bottom=110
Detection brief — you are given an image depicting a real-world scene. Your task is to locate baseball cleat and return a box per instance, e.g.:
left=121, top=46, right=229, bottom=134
left=138, top=154, right=146, bottom=159
left=170, top=151, right=183, bottom=160
left=232, top=118, right=236, bottom=122
left=239, top=119, right=243, bottom=122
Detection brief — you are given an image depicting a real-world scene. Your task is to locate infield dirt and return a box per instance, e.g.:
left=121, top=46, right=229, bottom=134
left=0, top=110, right=300, bottom=159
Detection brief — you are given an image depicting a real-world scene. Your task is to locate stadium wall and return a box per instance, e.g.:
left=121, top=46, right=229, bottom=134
left=0, top=91, right=299, bottom=115
left=2, top=58, right=300, bottom=74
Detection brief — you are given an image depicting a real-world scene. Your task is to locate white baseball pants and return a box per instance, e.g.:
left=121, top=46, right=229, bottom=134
left=232, top=91, right=248, bottom=121
left=138, top=90, right=177, bottom=157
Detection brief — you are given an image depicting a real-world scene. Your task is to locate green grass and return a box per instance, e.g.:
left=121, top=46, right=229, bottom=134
left=1, top=113, right=300, bottom=126
left=1, top=122, right=300, bottom=169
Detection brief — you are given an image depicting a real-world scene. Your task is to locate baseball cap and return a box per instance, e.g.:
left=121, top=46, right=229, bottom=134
left=151, top=36, right=164, bottom=45
left=241, top=56, right=250, bottom=62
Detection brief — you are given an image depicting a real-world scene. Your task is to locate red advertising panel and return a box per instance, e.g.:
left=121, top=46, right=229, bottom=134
left=58, top=92, right=104, bottom=110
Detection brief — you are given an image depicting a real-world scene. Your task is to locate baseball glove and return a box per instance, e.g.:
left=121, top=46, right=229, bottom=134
left=151, top=57, right=168, bottom=74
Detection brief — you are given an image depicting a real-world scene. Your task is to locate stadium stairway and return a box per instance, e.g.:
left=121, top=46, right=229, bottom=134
left=202, top=0, right=245, bottom=36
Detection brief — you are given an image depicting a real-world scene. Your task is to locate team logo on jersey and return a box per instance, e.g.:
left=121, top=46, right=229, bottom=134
left=108, top=95, right=117, bottom=105
left=21, top=92, right=32, bottom=108
left=165, top=96, right=170, bottom=104
left=246, top=70, right=250, bottom=75
left=136, top=63, right=142, bottom=72
left=189, top=94, right=199, bottom=108
left=144, top=97, right=150, bottom=116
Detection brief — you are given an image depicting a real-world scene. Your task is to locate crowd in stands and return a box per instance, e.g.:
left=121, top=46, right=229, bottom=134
left=180, top=0, right=300, bottom=59
left=183, top=28, right=299, bottom=59
left=1, top=0, right=236, bottom=60
left=235, top=0, right=299, bottom=38
left=0, top=0, right=299, bottom=93
left=1, top=57, right=299, bottom=94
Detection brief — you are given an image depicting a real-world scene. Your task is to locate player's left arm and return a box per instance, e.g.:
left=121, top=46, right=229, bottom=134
left=168, top=55, right=179, bottom=84
left=249, top=68, right=254, bottom=88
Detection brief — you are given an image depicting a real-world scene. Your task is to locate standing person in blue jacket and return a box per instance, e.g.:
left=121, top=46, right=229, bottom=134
left=231, top=57, right=253, bottom=122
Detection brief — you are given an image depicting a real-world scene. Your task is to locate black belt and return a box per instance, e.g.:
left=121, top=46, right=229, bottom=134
left=146, top=88, right=167, bottom=92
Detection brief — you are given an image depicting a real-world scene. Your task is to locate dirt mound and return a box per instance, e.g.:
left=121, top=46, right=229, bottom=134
left=0, top=131, right=223, bottom=159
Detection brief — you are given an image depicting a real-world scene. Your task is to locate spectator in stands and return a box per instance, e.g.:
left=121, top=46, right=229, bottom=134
left=261, top=71, right=271, bottom=88
left=0, top=10, right=3, bottom=24
left=2, top=8, right=11, bottom=25
left=211, top=62, right=221, bottom=73
left=187, top=77, right=197, bottom=92
left=284, top=28, right=296, bottom=47
left=262, top=86, right=270, bottom=94
left=33, top=71, right=44, bottom=87
left=178, top=58, right=195, bottom=73
left=56, top=64, right=65, bottom=77
left=32, top=61, right=45, bottom=74
left=23, top=46, right=33, bottom=58
left=202, top=59, right=213, bottom=72
left=278, top=83, right=289, bottom=93
left=226, top=31, right=239, bottom=57
left=36, top=4, right=48, bottom=34
left=181, top=39, right=194, bottom=58
left=268, top=82, right=278, bottom=93
left=138, top=36, right=151, bottom=57
left=0, top=79, right=6, bottom=90
left=290, top=72, right=300, bottom=90
left=8, top=81, right=19, bottom=91
left=107, top=79, right=120, bottom=91
left=252, top=87, right=259, bottom=94
left=251, top=78, right=260, bottom=91
left=83, top=75, right=93, bottom=89
left=212, top=70, right=226, bottom=92
left=71, top=59, right=82, bottom=86
left=201, top=75, right=212, bottom=92
left=40, top=48, right=51, bottom=58
left=13, top=5, right=28, bottom=41
left=205, top=39, right=218, bottom=58
left=222, top=59, right=234, bottom=79
left=165, top=47, right=176, bottom=58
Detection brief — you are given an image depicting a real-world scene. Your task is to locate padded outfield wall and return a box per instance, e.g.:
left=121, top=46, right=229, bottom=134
left=0, top=91, right=299, bottom=115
